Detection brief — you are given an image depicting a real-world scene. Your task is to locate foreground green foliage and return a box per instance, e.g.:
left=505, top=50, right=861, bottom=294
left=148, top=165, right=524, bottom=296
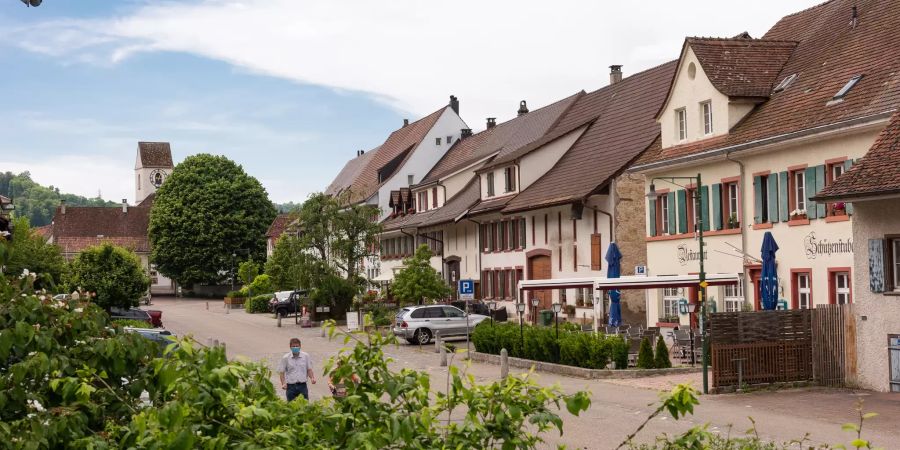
left=68, top=242, right=150, bottom=311
left=472, top=322, right=629, bottom=369
left=245, top=294, right=272, bottom=313
left=654, top=335, right=672, bottom=369
left=2, top=217, right=67, bottom=290
left=636, top=337, right=655, bottom=369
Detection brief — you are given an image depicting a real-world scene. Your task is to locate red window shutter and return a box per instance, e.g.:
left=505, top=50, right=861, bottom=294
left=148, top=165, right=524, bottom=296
left=432, top=188, right=437, bottom=208
left=591, top=234, right=602, bottom=270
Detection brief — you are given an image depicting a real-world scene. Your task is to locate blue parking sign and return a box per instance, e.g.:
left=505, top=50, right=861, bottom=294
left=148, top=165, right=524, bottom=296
left=459, top=279, right=474, bottom=300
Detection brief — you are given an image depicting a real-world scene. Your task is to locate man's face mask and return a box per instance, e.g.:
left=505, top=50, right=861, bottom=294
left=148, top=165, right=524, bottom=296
left=290, top=345, right=301, bottom=354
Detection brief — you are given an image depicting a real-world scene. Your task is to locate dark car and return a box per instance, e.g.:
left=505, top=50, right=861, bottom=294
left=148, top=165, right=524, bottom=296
left=450, top=301, right=508, bottom=322
left=270, top=290, right=308, bottom=318
left=110, top=307, right=163, bottom=328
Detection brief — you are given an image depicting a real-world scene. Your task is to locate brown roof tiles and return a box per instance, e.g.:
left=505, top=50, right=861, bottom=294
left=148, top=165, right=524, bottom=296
left=266, top=213, right=296, bottom=239
left=51, top=205, right=151, bottom=254
left=325, top=149, right=377, bottom=197
left=138, top=142, right=174, bottom=168
left=687, top=37, right=797, bottom=98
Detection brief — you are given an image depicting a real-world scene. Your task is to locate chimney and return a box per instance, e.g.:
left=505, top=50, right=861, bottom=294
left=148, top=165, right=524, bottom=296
left=449, top=95, right=459, bottom=115
left=486, top=118, right=496, bottom=129
left=850, top=6, right=858, bottom=29
left=60, top=199, right=66, bottom=215
left=403, top=118, right=409, bottom=127
left=460, top=128, right=473, bottom=139
left=609, top=65, right=623, bottom=85
left=122, top=199, right=128, bottom=213
left=517, top=100, right=529, bottom=116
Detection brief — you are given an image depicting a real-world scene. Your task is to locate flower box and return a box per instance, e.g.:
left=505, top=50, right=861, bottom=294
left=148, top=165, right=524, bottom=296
left=224, top=297, right=245, bottom=306
left=789, top=208, right=808, bottom=221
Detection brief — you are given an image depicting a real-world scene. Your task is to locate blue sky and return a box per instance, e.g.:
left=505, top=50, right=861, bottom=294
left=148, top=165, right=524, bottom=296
left=0, top=0, right=819, bottom=203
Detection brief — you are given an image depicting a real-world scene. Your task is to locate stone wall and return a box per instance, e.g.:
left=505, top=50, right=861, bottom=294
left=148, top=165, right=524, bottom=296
left=850, top=198, right=900, bottom=392
left=615, top=173, right=648, bottom=326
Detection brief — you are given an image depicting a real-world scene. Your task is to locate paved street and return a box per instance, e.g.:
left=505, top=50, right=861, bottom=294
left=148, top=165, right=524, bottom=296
left=152, top=297, right=900, bottom=449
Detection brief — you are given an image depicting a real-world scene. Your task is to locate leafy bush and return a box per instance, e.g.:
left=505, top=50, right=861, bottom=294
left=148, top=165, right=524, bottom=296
left=654, top=335, right=671, bottom=369
left=248, top=274, right=274, bottom=296
left=473, top=322, right=628, bottom=369
left=246, top=294, right=272, bottom=313
left=67, top=242, right=150, bottom=311
left=636, top=337, right=655, bottom=369
left=238, top=260, right=260, bottom=285
left=364, top=303, right=396, bottom=327
left=113, top=318, right=153, bottom=328
left=226, top=289, right=247, bottom=298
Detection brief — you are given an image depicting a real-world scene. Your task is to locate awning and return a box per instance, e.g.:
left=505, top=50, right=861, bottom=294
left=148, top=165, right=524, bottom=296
left=518, top=273, right=740, bottom=292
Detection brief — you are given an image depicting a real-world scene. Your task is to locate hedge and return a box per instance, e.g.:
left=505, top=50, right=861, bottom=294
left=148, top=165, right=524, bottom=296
left=246, top=294, right=272, bottom=314
left=112, top=318, right=153, bottom=328
left=471, top=322, right=628, bottom=370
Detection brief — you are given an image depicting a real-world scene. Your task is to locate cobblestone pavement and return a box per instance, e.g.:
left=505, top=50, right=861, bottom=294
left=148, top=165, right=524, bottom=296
left=152, top=297, right=900, bottom=449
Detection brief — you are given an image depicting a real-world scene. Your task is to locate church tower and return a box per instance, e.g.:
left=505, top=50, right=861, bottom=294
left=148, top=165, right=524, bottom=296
left=135, top=142, right=174, bottom=204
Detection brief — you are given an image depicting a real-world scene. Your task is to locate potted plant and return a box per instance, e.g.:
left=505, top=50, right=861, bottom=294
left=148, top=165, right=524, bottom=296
left=564, top=304, right=576, bottom=318
left=832, top=201, right=847, bottom=215
left=224, top=289, right=247, bottom=307
left=727, top=212, right=740, bottom=229
left=790, top=208, right=808, bottom=220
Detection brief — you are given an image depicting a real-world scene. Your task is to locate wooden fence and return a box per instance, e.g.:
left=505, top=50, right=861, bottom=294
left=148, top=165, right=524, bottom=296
left=709, top=304, right=853, bottom=392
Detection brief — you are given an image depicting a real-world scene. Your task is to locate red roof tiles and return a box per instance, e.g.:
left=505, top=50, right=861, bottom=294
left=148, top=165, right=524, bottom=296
left=816, top=112, right=900, bottom=200
left=266, top=213, right=296, bottom=239
left=687, top=37, right=797, bottom=98
left=137, top=142, right=173, bottom=168
left=51, top=205, right=151, bottom=254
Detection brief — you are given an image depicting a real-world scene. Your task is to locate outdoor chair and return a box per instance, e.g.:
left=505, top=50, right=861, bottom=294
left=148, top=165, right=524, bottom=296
left=604, top=325, right=618, bottom=334
left=626, top=338, right=642, bottom=367
left=672, top=329, right=692, bottom=363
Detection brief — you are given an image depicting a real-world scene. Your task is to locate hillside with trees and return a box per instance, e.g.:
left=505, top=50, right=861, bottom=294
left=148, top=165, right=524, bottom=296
left=0, top=171, right=118, bottom=227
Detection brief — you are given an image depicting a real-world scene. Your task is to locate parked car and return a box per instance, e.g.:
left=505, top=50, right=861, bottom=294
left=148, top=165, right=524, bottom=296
left=110, top=307, right=163, bottom=328
left=393, top=304, right=488, bottom=345
left=124, top=327, right=176, bottom=354
left=52, top=293, right=69, bottom=301
left=269, top=290, right=308, bottom=317
left=450, top=300, right=509, bottom=322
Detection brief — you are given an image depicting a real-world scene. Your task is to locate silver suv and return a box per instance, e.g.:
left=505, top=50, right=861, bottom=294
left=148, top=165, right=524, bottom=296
left=393, top=305, right=488, bottom=345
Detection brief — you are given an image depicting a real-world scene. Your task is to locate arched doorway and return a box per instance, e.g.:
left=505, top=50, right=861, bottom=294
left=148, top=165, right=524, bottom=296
left=528, top=252, right=552, bottom=312
left=445, top=256, right=461, bottom=300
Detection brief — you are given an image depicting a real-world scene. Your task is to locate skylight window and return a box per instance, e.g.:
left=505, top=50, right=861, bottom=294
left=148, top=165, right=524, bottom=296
left=773, top=73, right=797, bottom=93
left=832, top=75, right=863, bottom=100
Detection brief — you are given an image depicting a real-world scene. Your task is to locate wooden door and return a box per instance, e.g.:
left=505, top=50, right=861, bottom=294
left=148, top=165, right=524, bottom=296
left=529, top=255, right=552, bottom=312
left=447, top=261, right=460, bottom=300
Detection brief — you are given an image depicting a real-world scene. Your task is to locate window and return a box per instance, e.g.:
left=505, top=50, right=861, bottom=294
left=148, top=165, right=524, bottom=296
left=659, top=194, right=670, bottom=234
left=675, top=108, right=687, bottom=141
left=833, top=75, right=863, bottom=100
left=486, top=173, right=495, bottom=197
left=724, top=181, right=740, bottom=228
left=435, top=137, right=441, bottom=145
left=431, top=187, right=437, bottom=208
left=491, top=223, right=498, bottom=252
left=758, top=175, right=770, bottom=223
left=893, top=239, right=900, bottom=291
left=519, top=219, right=526, bottom=249
left=417, top=192, right=427, bottom=211
left=701, top=101, right=713, bottom=135
left=833, top=271, right=851, bottom=304
left=483, top=270, right=493, bottom=299
left=446, top=136, right=453, bottom=145
left=793, top=171, right=806, bottom=213
left=686, top=188, right=699, bottom=231
left=724, top=281, right=743, bottom=312
left=559, top=288, right=567, bottom=304
left=793, top=272, right=812, bottom=309
left=407, top=174, right=414, bottom=186
left=499, top=270, right=507, bottom=299
left=504, top=166, right=517, bottom=192
left=499, top=221, right=507, bottom=251
left=773, top=73, right=798, bottom=93
left=826, top=161, right=848, bottom=216
left=575, top=288, right=585, bottom=307
left=662, top=288, right=680, bottom=321
left=515, top=269, right=523, bottom=300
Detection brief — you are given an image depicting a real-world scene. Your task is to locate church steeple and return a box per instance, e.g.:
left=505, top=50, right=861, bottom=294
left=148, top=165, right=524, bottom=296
left=135, top=142, right=174, bottom=203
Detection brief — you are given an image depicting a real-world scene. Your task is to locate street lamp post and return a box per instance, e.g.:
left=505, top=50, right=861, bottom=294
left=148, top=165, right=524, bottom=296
left=487, top=301, right=497, bottom=327
left=516, top=302, right=526, bottom=343
left=551, top=302, right=562, bottom=362
left=531, top=297, right=540, bottom=326
left=686, top=303, right=697, bottom=366
left=231, top=252, right=237, bottom=292
left=648, top=172, right=708, bottom=394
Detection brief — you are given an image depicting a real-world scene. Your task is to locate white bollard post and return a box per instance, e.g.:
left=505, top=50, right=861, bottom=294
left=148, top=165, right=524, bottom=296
left=226, top=304, right=230, bottom=314
left=440, top=342, right=448, bottom=367
left=500, top=348, right=509, bottom=379
left=434, top=332, right=441, bottom=353
left=277, top=315, right=282, bottom=328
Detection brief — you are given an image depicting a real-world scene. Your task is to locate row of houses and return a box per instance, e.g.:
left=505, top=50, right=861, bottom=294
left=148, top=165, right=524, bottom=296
left=267, top=0, right=899, bottom=391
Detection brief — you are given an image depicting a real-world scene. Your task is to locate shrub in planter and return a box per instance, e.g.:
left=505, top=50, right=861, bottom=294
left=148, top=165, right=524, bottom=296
left=636, top=337, right=655, bottom=369
left=226, top=290, right=247, bottom=299
left=654, top=335, right=671, bottom=369
left=245, top=294, right=272, bottom=314
left=474, top=323, right=629, bottom=370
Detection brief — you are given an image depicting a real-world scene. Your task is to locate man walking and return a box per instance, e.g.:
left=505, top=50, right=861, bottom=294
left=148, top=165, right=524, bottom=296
left=278, top=337, right=316, bottom=401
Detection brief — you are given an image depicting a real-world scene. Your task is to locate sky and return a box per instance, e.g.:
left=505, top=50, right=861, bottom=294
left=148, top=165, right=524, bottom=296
left=0, top=0, right=821, bottom=204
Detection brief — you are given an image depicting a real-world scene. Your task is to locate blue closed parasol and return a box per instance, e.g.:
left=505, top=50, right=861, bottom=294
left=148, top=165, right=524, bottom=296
left=760, top=231, right=779, bottom=310
left=606, top=242, right=622, bottom=326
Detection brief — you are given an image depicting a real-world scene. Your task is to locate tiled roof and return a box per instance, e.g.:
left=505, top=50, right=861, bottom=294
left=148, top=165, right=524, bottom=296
left=503, top=61, right=678, bottom=213
left=324, top=148, right=377, bottom=197
left=815, top=112, right=900, bottom=201
left=346, top=107, right=447, bottom=203
left=266, top=213, right=295, bottom=239
left=421, top=93, right=581, bottom=184
left=32, top=225, right=51, bottom=239
left=51, top=205, right=151, bottom=254
left=636, top=0, right=900, bottom=168
left=420, top=179, right=481, bottom=227
left=687, top=37, right=797, bottom=98
left=138, top=142, right=174, bottom=168
left=382, top=209, right=435, bottom=232
left=469, top=195, right=514, bottom=216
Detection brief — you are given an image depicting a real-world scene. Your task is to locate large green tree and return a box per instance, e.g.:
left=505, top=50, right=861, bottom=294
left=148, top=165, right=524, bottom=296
left=266, top=234, right=314, bottom=290
left=68, top=243, right=150, bottom=311
left=391, top=244, right=451, bottom=305
left=148, top=154, right=277, bottom=286
left=3, top=217, right=66, bottom=289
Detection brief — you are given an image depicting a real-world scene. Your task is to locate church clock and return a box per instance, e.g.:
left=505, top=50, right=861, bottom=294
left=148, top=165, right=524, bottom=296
left=149, top=169, right=167, bottom=188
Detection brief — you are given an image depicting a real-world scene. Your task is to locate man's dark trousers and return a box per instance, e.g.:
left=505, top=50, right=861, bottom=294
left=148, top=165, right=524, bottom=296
left=286, top=382, right=309, bottom=401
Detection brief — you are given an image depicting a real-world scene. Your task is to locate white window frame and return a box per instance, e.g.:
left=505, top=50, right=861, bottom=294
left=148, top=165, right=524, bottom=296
left=486, top=173, right=495, bottom=197
left=728, top=182, right=739, bottom=221
left=832, top=163, right=845, bottom=180
left=676, top=108, right=687, bottom=141
left=662, top=288, right=680, bottom=320
left=835, top=272, right=850, bottom=305
left=660, top=195, right=670, bottom=234
left=797, top=273, right=811, bottom=309
left=894, top=240, right=900, bottom=291
left=701, top=101, right=713, bottom=135
left=724, top=280, right=744, bottom=312
left=794, top=171, right=806, bottom=212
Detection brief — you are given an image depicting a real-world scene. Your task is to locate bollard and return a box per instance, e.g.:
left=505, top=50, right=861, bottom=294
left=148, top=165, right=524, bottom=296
left=277, top=315, right=282, bottom=328
left=321, top=325, right=326, bottom=337
left=500, top=348, right=509, bottom=379
left=206, top=301, right=209, bottom=310
left=440, top=342, right=448, bottom=367
left=213, top=339, right=219, bottom=347
left=434, top=332, right=441, bottom=353
left=226, top=304, right=230, bottom=314
left=206, top=338, right=213, bottom=347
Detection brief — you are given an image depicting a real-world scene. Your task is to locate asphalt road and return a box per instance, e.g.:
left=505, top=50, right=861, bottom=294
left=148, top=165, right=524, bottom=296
left=150, top=297, right=900, bottom=449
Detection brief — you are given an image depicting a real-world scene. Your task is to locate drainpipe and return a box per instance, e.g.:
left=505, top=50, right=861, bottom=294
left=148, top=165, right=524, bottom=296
left=725, top=150, right=750, bottom=303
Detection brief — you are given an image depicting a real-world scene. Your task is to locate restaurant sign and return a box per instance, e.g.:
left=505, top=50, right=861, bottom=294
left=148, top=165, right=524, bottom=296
left=804, top=232, right=852, bottom=259
left=677, top=244, right=708, bottom=266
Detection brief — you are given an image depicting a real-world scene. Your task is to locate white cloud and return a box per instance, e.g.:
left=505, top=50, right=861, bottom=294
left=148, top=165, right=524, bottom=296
left=5, top=0, right=820, bottom=127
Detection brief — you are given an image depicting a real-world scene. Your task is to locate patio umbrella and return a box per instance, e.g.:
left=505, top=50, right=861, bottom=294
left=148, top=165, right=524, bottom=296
left=605, top=242, right=622, bottom=326
left=760, top=231, right=779, bottom=311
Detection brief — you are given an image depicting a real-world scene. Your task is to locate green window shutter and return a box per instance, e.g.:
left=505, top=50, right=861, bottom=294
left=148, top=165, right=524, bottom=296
left=767, top=175, right=779, bottom=222
left=753, top=175, right=763, bottom=224
left=815, top=165, right=826, bottom=218
left=677, top=190, right=688, bottom=233
left=667, top=192, right=677, bottom=233
left=648, top=199, right=657, bottom=236
left=700, top=185, right=710, bottom=231
left=779, top=171, right=789, bottom=222
left=711, top=183, right=722, bottom=230
left=804, top=167, right=817, bottom=219
left=844, top=160, right=855, bottom=215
